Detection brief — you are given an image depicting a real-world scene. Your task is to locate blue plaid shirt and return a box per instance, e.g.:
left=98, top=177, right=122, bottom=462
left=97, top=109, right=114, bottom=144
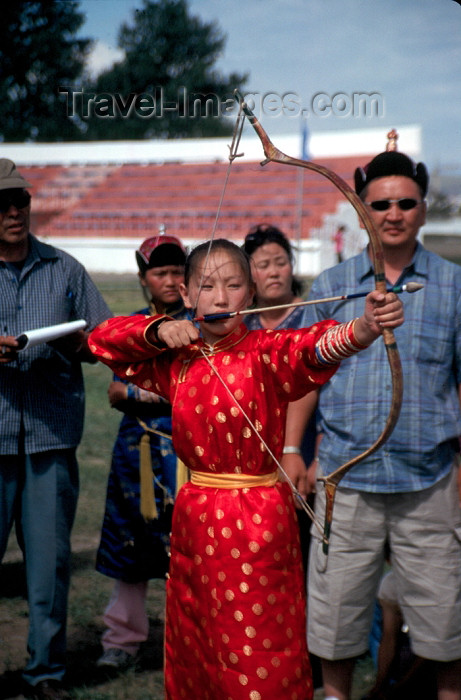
left=302, top=243, right=461, bottom=492
left=0, top=234, right=111, bottom=454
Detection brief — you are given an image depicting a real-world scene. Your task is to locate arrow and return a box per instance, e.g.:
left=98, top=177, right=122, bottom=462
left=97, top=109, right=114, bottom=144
left=194, top=282, right=423, bottom=323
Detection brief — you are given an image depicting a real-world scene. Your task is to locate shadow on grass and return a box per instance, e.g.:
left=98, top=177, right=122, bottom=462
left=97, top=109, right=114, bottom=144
left=0, top=550, right=165, bottom=700
left=0, top=619, right=164, bottom=700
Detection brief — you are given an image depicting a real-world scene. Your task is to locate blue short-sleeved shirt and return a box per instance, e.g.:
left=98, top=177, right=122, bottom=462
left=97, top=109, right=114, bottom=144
left=0, top=234, right=112, bottom=454
left=301, top=243, right=461, bottom=492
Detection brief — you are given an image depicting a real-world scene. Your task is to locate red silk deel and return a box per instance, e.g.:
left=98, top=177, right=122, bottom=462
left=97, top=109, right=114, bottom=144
left=89, top=316, right=340, bottom=699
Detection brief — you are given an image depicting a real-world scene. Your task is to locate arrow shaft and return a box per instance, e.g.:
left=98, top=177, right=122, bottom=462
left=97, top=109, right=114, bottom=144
left=194, top=284, right=420, bottom=323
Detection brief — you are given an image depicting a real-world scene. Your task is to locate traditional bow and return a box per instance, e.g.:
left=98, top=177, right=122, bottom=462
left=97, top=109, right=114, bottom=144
left=234, top=90, right=403, bottom=553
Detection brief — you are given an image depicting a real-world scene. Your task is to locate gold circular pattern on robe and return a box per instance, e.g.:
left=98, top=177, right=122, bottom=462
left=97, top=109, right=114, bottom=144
left=244, top=626, right=256, bottom=639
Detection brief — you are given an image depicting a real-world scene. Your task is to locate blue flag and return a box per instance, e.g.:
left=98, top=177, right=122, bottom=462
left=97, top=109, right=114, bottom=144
left=301, top=120, right=310, bottom=161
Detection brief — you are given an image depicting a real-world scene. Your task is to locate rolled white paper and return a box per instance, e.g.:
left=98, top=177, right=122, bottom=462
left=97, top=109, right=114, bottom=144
left=16, top=319, right=87, bottom=350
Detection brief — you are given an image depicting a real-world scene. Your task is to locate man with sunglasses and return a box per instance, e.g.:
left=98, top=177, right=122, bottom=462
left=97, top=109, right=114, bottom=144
left=283, top=146, right=461, bottom=699
left=0, top=159, right=111, bottom=699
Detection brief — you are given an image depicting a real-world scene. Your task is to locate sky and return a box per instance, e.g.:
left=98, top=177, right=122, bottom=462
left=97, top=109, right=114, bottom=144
left=78, top=0, right=461, bottom=171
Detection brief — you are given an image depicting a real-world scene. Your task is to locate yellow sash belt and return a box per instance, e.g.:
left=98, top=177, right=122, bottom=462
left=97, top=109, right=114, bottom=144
left=190, top=470, right=278, bottom=489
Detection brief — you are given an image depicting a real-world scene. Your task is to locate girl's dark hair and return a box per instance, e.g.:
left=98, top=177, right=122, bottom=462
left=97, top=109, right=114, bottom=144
left=185, top=239, right=252, bottom=286
left=243, top=224, right=303, bottom=297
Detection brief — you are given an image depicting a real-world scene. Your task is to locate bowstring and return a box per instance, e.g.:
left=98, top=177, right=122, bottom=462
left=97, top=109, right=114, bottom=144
left=191, top=94, right=326, bottom=539
left=199, top=348, right=326, bottom=540
left=192, top=99, right=246, bottom=311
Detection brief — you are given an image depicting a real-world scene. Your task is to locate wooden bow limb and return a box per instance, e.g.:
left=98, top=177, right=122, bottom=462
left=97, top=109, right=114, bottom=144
left=234, top=89, right=403, bottom=554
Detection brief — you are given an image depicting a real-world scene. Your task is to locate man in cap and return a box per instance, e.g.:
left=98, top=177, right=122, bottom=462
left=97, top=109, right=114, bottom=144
left=283, top=139, right=461, bottom=699
left=0, top=159, right=111, bottom=699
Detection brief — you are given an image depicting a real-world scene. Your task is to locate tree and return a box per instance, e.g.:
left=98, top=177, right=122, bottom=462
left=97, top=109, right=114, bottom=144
left=82, top=0, right=248, bottom=139
left=0, top=1, right=91, bottom=142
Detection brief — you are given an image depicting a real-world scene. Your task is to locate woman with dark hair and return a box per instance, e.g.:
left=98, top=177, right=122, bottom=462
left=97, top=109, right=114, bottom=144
left=243, top=223, right=316, bottom=543
left=243, top=223, right=304, bottom=331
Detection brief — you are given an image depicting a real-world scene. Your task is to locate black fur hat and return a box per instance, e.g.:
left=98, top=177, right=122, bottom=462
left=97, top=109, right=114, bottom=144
left=354, top=151, right=429, bottom=197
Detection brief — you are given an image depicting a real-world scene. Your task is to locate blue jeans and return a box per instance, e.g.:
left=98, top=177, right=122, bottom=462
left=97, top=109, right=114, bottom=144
left=0, top=449, right=79, bottom=685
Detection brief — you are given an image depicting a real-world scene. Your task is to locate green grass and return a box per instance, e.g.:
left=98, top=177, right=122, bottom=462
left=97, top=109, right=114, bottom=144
left=0, top=274, right=376, bottom=699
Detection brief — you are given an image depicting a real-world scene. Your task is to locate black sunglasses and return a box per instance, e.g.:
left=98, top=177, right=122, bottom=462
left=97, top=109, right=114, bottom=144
left=365, top=198, right=422, bottom=212
left=0, top=189, right=31, bottom=213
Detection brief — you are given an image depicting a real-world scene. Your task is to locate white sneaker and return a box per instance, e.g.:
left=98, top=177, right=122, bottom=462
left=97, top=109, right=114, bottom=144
left=96, top=647, right=135, bottom=669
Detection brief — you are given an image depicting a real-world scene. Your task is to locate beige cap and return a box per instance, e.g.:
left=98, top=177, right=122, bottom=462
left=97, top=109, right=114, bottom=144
left=0, top=158, right=32, bottom=191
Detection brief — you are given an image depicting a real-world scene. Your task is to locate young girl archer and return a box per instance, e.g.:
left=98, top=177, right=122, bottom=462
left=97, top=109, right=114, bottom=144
left=88, top=239, right=403, bottom=700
